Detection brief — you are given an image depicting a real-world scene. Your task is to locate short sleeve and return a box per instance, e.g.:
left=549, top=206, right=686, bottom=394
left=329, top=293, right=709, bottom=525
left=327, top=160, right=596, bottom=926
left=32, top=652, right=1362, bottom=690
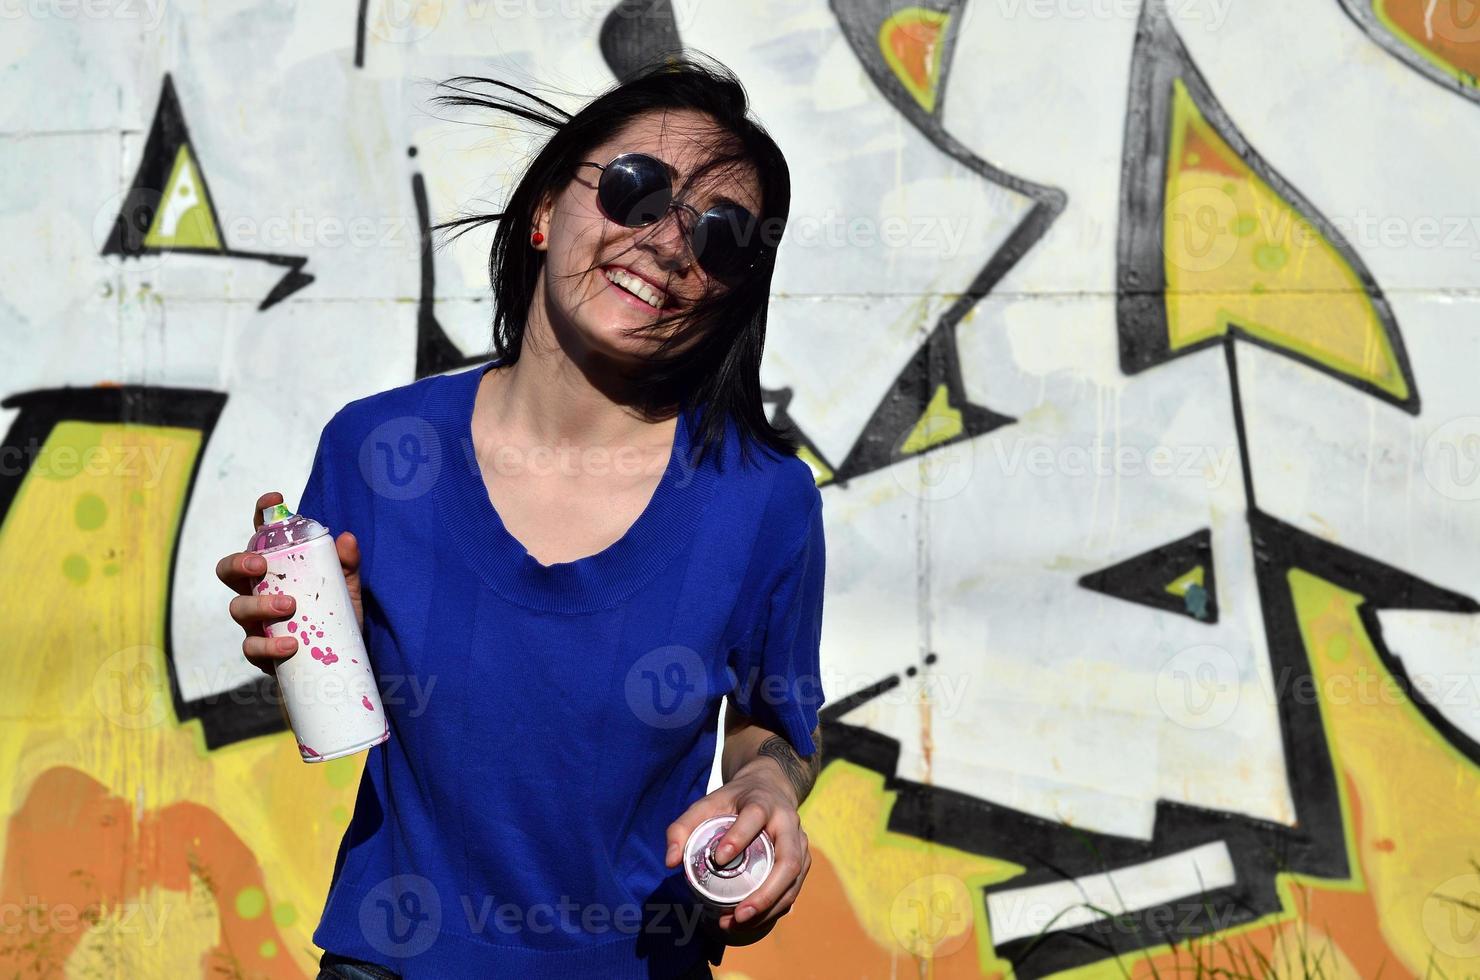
left=296, top=419, right=343, bottom=535
left=728, top=499, right=828, bottom=757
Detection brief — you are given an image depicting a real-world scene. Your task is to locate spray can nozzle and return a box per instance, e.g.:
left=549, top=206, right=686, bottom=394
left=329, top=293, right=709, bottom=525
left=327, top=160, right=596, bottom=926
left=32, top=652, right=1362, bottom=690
left=261, top=503, right=294, bottom=525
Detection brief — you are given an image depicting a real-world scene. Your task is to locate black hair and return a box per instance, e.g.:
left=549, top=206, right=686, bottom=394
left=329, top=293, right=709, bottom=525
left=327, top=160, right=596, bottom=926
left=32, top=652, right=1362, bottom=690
left=428, top=52, right=799, bottom=472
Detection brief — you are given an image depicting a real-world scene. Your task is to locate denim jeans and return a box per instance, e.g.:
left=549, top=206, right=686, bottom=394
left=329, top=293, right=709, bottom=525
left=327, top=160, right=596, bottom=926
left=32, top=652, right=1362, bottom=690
left=316, top=949, right=715, bottom=979
left=317, top=951, right=402, bottom=980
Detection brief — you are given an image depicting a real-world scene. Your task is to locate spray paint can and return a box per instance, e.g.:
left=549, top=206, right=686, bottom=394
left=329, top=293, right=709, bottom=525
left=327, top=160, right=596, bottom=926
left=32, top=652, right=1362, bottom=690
left=248, top=502, right=388, bottom=763
left=683, top=814, right=774, bottom=916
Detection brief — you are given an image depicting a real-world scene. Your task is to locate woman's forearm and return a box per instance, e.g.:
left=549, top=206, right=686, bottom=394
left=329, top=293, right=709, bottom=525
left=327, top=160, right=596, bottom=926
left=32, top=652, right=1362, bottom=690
left=720, top=701, right=823, bottom=806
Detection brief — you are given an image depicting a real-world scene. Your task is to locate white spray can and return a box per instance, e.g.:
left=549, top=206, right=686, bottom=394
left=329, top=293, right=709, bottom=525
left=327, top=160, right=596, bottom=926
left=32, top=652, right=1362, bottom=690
left=248, top=503, right=388, bottom=763
left=683, top=814, right=775, bottom=917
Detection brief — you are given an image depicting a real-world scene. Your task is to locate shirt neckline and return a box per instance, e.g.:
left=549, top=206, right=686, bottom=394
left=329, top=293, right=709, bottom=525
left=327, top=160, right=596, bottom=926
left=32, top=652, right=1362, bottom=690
left=426, top=358, right=718, bottom=613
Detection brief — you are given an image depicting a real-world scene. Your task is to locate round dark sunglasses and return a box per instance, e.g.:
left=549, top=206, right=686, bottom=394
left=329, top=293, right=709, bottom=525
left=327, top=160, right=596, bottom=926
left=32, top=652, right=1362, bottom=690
left=577, top=152, right=772, bottom=283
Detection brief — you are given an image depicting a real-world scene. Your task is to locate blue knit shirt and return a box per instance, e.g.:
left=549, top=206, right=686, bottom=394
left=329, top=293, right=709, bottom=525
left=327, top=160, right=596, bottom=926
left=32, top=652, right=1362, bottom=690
left=297, top=359, right=826, bottom=978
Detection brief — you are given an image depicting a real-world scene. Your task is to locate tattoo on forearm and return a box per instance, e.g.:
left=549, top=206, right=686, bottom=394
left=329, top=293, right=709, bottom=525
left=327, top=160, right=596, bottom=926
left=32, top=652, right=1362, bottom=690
left=758, top=726, right=823, bottom=803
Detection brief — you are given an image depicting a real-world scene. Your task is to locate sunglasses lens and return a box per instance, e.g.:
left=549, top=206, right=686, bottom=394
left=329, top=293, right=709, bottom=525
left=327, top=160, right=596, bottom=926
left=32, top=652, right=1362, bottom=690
left=691, top=203, right=764, bottom=281
left=598, top=155, right=671, bottom=227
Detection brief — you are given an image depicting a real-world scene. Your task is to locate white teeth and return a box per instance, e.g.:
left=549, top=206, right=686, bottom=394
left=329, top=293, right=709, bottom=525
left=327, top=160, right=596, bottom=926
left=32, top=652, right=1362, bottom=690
left=604, top=268, right=665, bottom=309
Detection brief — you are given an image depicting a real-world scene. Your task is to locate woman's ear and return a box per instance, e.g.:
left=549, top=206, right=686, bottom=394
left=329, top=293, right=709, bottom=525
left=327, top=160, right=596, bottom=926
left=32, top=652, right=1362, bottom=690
left=530, top=193, right=553, bottom=251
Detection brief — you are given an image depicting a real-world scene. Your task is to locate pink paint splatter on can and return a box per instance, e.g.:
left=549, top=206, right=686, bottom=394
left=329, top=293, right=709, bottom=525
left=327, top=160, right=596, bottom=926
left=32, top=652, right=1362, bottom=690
left=361, top=695, right=375, bottom=711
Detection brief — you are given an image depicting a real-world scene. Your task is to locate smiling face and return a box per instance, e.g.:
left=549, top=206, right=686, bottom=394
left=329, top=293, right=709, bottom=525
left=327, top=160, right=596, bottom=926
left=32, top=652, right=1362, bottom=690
left=529, top=108, right=764, bottom=362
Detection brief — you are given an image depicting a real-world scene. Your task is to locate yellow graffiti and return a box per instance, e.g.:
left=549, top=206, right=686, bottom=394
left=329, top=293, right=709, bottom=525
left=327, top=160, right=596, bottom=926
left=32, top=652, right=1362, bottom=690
left=1265, top=920, right=1364, bottom=980
left=1164, top=564, right=1205, bottom=598
left=66, top=879, right=219, bottom=975
left=1289, top=568, right=1480, bottom=973
left=795, top=444, right=834, bottom=487
left=145, top=144, right=223, bottom=251
left=1162, top=78, right=1408, bottom=401
left=800, top=760, right=1020, bottom=972
left=0, top=420, right=357, bottom=978
left=901, top=382, right=964, bottom=455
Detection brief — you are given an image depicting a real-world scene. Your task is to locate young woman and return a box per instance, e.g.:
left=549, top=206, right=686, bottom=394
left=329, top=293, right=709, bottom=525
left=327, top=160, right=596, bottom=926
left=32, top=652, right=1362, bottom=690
left=216, top=55, right=827, bottom=979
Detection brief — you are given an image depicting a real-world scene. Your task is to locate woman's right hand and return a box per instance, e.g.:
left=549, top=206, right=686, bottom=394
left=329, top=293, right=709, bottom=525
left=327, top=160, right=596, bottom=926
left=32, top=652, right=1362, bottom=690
left=217, top=490, right=365, bottom=675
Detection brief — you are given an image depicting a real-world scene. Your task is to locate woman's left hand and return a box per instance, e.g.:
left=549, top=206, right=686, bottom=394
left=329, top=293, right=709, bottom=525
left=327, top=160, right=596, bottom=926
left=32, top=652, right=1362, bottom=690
left=664, top=759, right=811, bottom=945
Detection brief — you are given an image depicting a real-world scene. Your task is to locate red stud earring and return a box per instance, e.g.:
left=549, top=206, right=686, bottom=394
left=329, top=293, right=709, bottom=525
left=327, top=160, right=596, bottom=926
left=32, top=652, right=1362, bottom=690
left=531, top=232, right=545, bottom=246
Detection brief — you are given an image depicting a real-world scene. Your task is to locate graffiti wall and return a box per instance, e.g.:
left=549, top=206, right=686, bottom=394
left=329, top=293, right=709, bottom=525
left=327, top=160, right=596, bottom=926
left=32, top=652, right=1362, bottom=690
left=3, top=0, right=1479, bottom=975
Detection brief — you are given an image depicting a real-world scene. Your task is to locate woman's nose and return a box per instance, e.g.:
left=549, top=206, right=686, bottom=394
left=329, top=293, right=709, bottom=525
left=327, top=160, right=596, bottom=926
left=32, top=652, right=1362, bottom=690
left=640, top=209, right=692, bottom=271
